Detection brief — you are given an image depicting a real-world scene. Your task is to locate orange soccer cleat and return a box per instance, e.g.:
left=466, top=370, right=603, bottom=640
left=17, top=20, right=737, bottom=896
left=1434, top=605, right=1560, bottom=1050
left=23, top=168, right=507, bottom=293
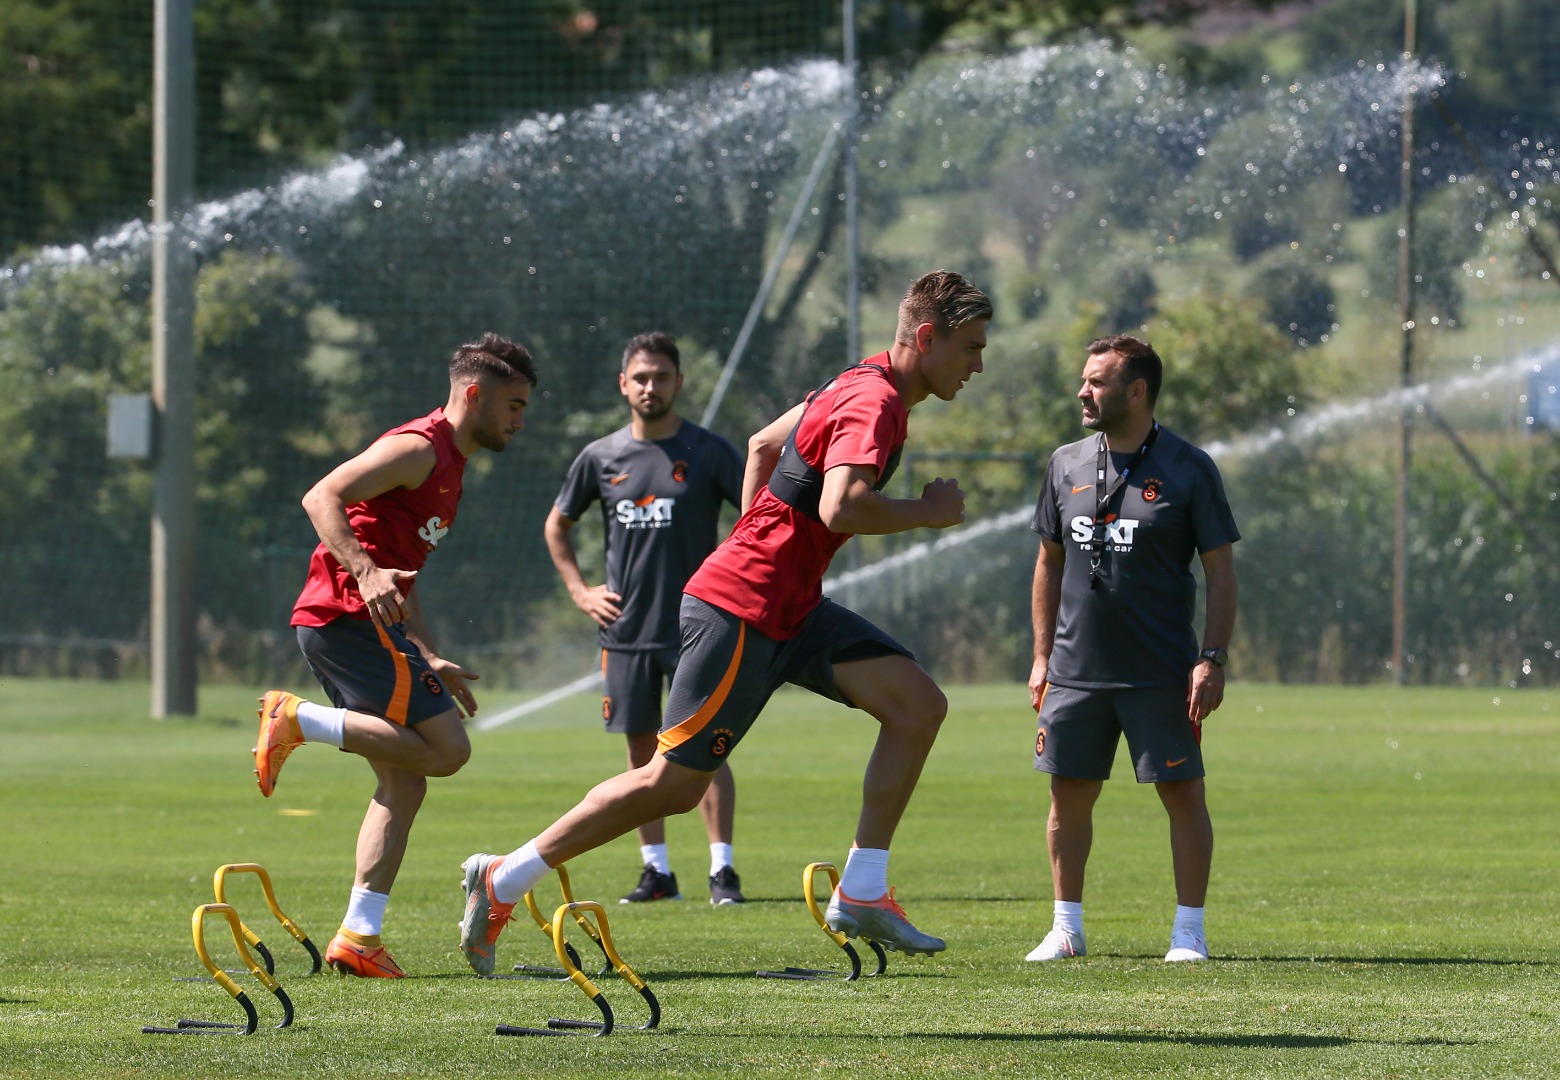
left=253, top=690, right=305, bottom=797
left=325, top=929, right=406, bottom=978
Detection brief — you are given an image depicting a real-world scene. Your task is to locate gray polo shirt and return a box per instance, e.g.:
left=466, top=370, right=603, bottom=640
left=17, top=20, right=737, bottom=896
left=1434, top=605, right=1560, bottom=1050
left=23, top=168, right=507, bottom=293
left=1032, top=425, right=1239, bottom=689
left=555, top=420, right=743, bottom=651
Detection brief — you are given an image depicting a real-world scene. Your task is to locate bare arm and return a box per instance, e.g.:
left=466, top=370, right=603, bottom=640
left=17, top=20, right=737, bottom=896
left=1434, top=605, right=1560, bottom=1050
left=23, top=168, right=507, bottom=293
left=816, top=463, right=966, bottom=536
left=1028, top=538, right=1065, bottom=710
left=741, top=402, right=807, bottom=513
left=1188, top=543, right=1238, bottom=724
left=300, top=432, right=436, bottom=629
left=543, top=505, right=621, bottom=627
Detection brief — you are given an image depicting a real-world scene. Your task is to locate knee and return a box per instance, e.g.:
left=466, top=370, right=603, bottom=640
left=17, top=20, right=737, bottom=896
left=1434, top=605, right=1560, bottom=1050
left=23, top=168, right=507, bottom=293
left=425, top=739, right=472, bottom=777
left=888, top=683, right=947, bottom=743
left=1156, top=779, right=1207, bottom=817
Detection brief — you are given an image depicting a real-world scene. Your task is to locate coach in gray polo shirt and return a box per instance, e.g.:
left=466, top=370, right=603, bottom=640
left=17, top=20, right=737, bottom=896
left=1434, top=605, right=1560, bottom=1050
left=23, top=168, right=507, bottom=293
left=1024, top=333, right=1239, bottom=965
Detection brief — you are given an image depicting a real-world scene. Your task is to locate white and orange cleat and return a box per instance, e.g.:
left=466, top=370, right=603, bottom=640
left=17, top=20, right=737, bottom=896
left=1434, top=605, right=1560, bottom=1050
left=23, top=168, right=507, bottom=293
left=458, top=854, right=517, bottom=976
left=254, top=690, right=305, bottom=798
left=325, top=929, right=406, bottom=978
left=824, top=887, right=945, bottom=956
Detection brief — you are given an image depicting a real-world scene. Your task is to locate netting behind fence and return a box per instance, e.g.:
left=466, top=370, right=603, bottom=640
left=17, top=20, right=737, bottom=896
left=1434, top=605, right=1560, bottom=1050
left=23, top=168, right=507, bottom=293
left=3, top=1, right=1558, bottom=692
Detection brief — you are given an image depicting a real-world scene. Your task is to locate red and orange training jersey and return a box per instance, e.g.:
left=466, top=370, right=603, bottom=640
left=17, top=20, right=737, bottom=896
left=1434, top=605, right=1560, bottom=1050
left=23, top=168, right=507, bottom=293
left=686, top=353, right=907, bottom=640
left=292, top=408, right=467, bottom=627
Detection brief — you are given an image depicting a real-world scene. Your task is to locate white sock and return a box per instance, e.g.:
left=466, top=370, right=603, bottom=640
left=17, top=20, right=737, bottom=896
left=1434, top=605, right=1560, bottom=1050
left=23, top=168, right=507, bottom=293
left=341, top=886, right=388, bottom=937
left=490, top=840, right=553, bottom=905
left=1173, top=904, right=1205, bottom=934
left=1054, top=899, right=1084, bottom=935
left=838, top=846, right=890, bottom=901
left=295, top=700, right=346, bottom=747
left=709, top=843, right=734, bottom=876
left=640, top=843, right=671, bottom=875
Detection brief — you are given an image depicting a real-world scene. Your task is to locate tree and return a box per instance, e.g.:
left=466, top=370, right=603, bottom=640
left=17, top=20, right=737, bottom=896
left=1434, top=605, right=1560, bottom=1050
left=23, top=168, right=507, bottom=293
left=1145, top=289, right=1308, bottom=443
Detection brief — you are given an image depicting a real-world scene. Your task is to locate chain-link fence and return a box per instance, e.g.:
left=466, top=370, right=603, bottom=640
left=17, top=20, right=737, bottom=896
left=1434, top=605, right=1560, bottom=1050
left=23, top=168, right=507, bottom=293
left=3, top=1, right=1558, bottom=695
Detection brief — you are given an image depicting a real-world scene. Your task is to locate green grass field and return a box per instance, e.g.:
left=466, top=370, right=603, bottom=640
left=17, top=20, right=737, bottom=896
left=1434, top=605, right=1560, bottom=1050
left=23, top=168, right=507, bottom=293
left=2, top=678, right=1557, bottom=1077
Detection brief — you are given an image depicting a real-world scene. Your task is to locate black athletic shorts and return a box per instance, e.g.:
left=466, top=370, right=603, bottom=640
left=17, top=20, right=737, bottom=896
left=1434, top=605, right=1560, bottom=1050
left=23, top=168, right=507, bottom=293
left=600, top=647, right=680, bottom=736
left=1033, top=682, right=1203, bottom=783
left=296, top=617, right=455, bottom=726
left=657, top=595, right=912, bottom=771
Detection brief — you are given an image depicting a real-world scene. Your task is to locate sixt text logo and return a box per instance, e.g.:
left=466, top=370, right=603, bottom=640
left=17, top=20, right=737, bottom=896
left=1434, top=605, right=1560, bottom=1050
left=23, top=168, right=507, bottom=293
left=616, top=495, right=675, bottom=528
left=418, top=516, right=450, bottom=548
left=1069, top=514, right=1139, bottom=549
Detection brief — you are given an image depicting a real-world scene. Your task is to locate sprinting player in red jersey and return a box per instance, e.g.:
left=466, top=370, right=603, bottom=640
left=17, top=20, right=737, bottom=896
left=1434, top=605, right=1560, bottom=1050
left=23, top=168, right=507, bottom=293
left=456, top=271, right=992, bottom=975
left=253, top=332, right=537, bottom=978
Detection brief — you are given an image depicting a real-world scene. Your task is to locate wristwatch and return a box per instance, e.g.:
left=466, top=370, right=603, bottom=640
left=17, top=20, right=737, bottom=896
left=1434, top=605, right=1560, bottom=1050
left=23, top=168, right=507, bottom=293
left=1198, top=647, right=1228, bottom=667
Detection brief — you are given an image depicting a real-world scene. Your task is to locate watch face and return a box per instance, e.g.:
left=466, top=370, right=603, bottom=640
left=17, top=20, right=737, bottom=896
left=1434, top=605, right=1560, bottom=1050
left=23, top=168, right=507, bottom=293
left=1202, top=649, right=1227, bottom=666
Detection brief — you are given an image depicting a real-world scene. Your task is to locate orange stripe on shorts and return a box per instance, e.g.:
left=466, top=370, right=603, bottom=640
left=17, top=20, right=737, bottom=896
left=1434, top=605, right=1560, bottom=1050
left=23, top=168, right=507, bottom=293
left=657, top=621, right=745, bottom=755
left=374, top=621, right=412, bottom=725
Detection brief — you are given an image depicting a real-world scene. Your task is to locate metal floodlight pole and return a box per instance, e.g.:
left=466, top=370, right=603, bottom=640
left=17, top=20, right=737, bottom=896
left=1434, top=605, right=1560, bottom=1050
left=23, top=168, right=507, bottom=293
left=843, top=0, right=861, bottom=367
left=151, top=0, right=198, bottom=716
left=1391, top=0, right=1418, bottom=688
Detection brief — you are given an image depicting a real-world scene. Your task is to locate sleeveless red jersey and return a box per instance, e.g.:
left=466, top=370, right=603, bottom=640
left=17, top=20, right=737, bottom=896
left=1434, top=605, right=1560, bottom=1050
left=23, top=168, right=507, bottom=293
left=685, top=354, right=907, bottom=639
left=292, top=409, right=467, bottom=627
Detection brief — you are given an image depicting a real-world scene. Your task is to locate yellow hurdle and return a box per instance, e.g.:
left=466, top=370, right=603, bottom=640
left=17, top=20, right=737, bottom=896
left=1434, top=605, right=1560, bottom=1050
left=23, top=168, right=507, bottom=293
left=212, top=862, right=321, bottom=976
left=497, top=897, right=660, bottom=1037
left=142, top=903, right=295, bottom=1035
left=755, top=861, right=888, bottom=981
left=515, top=864, right=611, bottom=978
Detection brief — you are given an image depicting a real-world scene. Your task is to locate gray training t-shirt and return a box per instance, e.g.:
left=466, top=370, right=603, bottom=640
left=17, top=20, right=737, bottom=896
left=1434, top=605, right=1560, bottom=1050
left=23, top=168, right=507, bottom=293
left=1032, top=425, right=1240, bottom=689
left=554, top=421, right=743, bottom=651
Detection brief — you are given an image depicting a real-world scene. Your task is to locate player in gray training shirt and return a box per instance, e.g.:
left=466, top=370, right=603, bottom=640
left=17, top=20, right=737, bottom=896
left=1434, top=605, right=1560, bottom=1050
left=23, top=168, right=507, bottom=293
left=1024, top=334, right=1238, bottom=966
left=544, top=331, right=747, bottom=905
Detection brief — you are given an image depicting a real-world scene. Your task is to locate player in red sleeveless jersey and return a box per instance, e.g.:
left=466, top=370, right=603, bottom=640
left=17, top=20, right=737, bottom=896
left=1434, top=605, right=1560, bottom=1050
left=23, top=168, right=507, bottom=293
left=253, top=332, right=537, bottom=977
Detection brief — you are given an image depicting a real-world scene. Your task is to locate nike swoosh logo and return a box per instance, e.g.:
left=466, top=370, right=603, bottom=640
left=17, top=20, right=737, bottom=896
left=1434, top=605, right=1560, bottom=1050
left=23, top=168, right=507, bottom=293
left=1166, top=757, right=1188, bottom=768
left=1072, top=484, right=1091, bottom=494
left=609, top=473, right=631, bottom=485
left=439, top=486, right=452, bottom=493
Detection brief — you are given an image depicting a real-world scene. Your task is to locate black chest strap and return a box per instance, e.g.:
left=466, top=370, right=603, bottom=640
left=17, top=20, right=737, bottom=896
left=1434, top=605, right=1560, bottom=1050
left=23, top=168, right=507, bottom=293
left=767, top=363, right=902, bottom=521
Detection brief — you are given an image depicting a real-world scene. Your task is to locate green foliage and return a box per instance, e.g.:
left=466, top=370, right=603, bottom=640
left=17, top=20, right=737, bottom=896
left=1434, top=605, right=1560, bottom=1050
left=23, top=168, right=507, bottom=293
left=1229, top=435, right=1560, bottom=685
left=0, top=2, right=152, bottom=254
left=4, top=2, right=1557, bottom=689
left=0, top=259, right=152, bottom=640
left=1367, top=180, right=1494, bottom=330
left=1145, top=289, right=1307, bottom=443
left=1244, top=251, right=1338, bottom=347
left=1430, top=0, right=1560, bottom=128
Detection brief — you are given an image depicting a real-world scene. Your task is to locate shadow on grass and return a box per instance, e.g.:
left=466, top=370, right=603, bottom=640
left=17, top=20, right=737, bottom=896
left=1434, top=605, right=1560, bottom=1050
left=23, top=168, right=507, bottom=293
left=688, top=1031, right=1478, bottom=1049
left=1222, top=955, right=1550, bottom=967
left=646, top=968, right=952, bottom=983
left=413, top=967, right=951, bottom=983
left=907, top=1032, right=1480, bottom=1048
left=1067, top=953, right=1550, bottom=966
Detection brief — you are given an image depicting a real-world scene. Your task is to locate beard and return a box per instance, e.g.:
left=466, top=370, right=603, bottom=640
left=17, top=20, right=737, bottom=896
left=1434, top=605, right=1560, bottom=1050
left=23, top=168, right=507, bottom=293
left=633, top=398, right=673, bottom=421
left=472, top=425, right=512, bottom=453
